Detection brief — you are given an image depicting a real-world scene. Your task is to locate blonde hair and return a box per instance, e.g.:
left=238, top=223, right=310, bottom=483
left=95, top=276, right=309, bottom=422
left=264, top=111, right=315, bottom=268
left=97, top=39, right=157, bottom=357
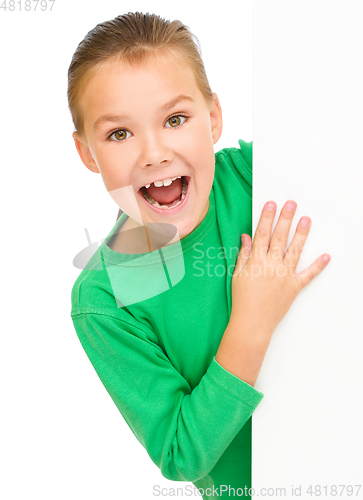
left=67, top=11, right=214, bottom=140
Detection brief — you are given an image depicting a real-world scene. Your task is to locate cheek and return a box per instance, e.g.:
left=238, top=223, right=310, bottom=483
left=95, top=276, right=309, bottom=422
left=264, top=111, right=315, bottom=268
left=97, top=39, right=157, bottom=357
left=181, top=122, right=213, bottom=158
left=97, top=144, right=118, bottom=164
left=97, top=146, right=127, bottom=175
left=95, top=148, right=129, bottom=188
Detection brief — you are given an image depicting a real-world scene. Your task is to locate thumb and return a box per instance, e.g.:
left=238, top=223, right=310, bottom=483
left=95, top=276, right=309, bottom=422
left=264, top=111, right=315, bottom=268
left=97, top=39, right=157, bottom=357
left=234, top=234, right=252, bottom=275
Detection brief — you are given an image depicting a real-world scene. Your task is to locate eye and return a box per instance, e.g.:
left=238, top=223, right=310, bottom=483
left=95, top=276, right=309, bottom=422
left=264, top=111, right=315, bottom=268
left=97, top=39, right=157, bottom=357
left=109, top=129, right=131, bottom=141
left=165, top=115, right=187, bottom=128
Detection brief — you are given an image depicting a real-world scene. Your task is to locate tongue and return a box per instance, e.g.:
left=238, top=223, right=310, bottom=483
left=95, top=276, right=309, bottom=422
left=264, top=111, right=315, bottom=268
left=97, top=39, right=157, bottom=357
left=145, top=178, right=182, bottom=204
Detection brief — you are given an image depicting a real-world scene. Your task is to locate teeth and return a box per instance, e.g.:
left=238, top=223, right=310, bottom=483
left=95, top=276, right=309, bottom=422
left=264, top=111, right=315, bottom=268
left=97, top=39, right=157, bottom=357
left=143, top=176, right=182, bottom=189
left=154, top=178, right=171, bottom=187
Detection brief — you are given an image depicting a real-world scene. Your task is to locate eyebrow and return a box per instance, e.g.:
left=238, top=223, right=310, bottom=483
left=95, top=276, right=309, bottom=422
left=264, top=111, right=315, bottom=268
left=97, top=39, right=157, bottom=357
left=93, top=94, right=195, bottom=130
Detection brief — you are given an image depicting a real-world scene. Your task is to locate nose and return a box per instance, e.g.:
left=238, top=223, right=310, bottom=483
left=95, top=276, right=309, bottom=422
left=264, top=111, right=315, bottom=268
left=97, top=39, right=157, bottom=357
left=138, top=133, right=174, bottom=169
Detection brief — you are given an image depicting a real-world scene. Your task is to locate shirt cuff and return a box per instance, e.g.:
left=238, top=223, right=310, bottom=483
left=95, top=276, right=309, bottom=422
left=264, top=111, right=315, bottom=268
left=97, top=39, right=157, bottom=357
left=207, top=356, right=264, bottom=408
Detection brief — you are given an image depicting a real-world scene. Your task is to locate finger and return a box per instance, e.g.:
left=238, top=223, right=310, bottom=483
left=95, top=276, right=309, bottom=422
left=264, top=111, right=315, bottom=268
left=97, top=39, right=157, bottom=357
left=234, top=234, right=252, bottom=275
left=251, top=201, right=277, bottom=258
left=295, top=254, right=331, bottom=291
left=269, top=200, right=297, bottom=259
left=284, top=216, right=312, bottom=271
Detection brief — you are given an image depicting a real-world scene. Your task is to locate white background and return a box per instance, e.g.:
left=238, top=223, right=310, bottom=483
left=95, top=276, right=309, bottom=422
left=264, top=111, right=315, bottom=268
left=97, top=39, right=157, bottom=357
left=253, top=1, right=362, bottom=498
left=0, top=1, right=253, bottom=499
left=2, top=0, right=361, bottom=499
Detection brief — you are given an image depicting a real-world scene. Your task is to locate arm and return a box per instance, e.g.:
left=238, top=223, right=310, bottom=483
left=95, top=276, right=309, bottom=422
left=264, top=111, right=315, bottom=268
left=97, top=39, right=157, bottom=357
left=71, top=312, right=264, bottom=483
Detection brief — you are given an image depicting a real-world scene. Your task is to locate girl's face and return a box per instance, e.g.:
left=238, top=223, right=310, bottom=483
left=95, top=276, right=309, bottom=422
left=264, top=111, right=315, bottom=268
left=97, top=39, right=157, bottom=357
left=73, top=54, right=223, bottom=240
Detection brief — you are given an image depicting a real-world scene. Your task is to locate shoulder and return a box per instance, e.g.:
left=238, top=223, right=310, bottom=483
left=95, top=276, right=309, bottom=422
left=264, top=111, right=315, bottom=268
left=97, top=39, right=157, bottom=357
left=70, top=248, right=162, bottom=348
left=70, top=246, right=121, bottom=318
left=215, top=139, right=253, bottom=196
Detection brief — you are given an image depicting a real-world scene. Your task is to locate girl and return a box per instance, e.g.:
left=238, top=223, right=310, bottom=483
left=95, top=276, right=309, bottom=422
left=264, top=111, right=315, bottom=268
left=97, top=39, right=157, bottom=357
left=69, top=12, right=330, bottom=498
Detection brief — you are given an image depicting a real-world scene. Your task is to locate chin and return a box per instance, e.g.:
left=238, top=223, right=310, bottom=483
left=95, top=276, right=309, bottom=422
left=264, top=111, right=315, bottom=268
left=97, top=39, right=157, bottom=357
left=173, top=216, right=201, bottom=240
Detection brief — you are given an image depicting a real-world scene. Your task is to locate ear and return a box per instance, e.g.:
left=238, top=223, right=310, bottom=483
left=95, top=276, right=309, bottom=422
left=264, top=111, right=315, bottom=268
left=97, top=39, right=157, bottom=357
left=72, top=131, right=99, bottom=173
left=209, top=93, right=223, bottom=145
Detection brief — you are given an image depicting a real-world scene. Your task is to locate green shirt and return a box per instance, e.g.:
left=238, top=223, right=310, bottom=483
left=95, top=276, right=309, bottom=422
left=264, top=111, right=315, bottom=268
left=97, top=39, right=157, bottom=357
left=70, top=139, right=264, bottom=498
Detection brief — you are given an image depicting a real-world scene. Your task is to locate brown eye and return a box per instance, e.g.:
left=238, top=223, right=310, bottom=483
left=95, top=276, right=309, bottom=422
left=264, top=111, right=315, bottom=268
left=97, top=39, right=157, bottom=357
left=109, top=129, right=131, bottom=141
left=114, top=130, right=127, bottom=140
left=168, top=116, right=181, bottom=127
left=165, top=115, right=186, bottom=128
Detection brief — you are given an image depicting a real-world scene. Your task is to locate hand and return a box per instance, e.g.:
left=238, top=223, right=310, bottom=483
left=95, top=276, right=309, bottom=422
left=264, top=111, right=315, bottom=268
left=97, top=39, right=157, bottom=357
left=230, top=200, right=331, bottom=344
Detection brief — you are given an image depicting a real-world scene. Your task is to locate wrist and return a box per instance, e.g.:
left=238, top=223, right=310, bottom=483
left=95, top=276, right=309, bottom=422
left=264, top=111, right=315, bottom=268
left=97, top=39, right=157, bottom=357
left=215, top=317, right=272, bottom=386
left=227, top=313, right=273, bottom=354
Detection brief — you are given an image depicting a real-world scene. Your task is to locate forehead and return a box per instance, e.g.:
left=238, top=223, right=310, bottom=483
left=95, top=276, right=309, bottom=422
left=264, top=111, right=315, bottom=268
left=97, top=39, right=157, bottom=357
left=80, top=54, right=204, bottom=123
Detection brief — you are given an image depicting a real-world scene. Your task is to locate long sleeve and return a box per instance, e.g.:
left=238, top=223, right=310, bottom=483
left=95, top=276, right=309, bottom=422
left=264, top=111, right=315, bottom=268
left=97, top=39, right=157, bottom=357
left=71, top=311, right=264, bottom=483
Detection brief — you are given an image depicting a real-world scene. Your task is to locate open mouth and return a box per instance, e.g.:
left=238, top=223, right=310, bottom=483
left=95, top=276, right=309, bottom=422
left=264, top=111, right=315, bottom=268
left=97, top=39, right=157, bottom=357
left=139, top=176, right=189, bottom=210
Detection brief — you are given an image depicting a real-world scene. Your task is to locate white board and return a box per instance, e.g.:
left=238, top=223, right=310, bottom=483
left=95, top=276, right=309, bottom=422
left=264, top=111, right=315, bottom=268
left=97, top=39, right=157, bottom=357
left=253, top=1, right=363, bottom=498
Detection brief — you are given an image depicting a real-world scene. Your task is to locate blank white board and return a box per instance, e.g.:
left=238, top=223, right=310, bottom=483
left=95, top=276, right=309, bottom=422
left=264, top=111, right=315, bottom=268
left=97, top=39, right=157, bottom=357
left=253, top=1, right=363, bottom=498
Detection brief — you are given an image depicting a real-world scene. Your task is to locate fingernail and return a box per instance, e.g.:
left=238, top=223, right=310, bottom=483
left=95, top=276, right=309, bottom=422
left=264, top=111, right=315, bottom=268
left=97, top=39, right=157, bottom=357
left=265, top=202, right=275, bottom=211
left=241, top=235, right=244, bottom=244
left=286, top=202, right=297, bottom=211
left=322, top=254, right=330, bottom=262
left=299, top=217, right=310, bottom=227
